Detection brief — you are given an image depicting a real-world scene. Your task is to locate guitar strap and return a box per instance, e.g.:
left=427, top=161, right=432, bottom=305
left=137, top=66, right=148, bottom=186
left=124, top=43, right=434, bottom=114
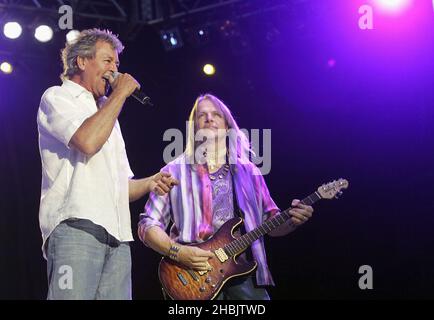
left=225, top=141, right=254, bottom=262
left=225, top=138, right=242, bottom=219
left=229, top=163, right=254, bottom=263
left=229, top=164, right=243, bottom=219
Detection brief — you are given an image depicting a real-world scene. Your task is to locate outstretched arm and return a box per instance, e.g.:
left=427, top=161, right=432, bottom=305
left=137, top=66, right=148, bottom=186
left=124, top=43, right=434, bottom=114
left=129, top=172, right=179, bottom=202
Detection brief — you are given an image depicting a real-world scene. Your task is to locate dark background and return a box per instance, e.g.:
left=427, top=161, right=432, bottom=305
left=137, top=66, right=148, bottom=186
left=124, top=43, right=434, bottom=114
left=1, top=0, right=433, bottom=299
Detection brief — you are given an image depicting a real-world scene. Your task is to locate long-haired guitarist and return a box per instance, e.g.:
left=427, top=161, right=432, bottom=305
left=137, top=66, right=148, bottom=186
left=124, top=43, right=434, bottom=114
left=138, top=94, right=313, bottom=300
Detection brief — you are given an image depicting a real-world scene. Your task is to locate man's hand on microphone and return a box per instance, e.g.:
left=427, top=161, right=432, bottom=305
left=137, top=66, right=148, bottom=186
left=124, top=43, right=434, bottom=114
left=106, top=72, right=140, bottom=99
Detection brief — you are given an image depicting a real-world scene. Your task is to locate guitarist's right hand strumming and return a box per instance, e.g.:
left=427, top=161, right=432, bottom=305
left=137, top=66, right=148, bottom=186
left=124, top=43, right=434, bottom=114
left=176, top=246, right=214, bottom=272
left=139, top=225, right=214, bottom=272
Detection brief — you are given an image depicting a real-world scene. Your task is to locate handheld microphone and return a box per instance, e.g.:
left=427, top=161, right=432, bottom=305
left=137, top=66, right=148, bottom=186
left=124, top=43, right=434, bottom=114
left=112, top=71, right=153, bottom=106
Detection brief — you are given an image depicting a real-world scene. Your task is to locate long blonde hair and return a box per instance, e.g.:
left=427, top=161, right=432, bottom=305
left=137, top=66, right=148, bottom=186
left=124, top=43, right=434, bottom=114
left=184, top=94, right=253, bottom=165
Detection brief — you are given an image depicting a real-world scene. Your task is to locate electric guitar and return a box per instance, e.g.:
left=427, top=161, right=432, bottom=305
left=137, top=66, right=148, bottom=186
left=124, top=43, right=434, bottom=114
left=158, top=178, right=349, bottom=300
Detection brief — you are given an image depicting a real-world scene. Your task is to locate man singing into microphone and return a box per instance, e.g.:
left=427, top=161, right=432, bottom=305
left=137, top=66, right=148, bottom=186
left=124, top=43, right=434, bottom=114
left=37, top=28, right=178, bottom=299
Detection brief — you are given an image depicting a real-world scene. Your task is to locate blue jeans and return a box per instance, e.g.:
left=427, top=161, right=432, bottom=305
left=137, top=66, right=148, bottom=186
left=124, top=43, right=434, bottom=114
left=215, top=276, right=270, bottom=300
left=46, top=218, right=131, bottom=300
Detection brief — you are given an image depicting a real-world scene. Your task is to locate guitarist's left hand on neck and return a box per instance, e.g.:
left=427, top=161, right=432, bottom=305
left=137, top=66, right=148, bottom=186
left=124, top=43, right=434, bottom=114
left=289, top=199, right=314, bottom=225
left=269, top=199, right=314, bottom=237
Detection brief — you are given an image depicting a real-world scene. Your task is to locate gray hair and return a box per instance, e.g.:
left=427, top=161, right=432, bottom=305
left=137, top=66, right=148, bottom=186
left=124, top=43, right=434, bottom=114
left=60, top=28, right=124, bottom=80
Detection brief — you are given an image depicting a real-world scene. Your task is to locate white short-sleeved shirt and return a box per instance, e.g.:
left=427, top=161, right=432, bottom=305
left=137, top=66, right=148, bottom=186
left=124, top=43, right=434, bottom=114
left=37, top=79, right=134, bottom=259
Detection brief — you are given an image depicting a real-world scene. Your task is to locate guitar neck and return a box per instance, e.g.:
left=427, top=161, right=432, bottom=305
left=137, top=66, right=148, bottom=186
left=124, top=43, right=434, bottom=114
left=224, top=191, right=322, bottom=257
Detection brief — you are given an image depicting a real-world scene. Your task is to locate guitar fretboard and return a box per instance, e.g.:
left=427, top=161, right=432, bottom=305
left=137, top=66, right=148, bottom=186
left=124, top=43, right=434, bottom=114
left=223, top=191, right=321, bottom=257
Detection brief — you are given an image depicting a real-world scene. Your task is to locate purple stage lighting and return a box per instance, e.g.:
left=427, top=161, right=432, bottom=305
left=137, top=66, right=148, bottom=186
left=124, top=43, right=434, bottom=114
left=373, top=0, right=413, bottom=15
left=327, top=59, right=336, bottom=68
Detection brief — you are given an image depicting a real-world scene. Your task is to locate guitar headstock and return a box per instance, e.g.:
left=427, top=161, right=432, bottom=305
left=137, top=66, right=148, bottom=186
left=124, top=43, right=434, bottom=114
left=317, top=178, right=349, bottom=199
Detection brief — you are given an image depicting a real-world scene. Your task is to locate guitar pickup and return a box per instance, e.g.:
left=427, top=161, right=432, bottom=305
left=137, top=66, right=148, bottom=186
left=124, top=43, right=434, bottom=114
left=186, top=269, right=200, bottom=281
left=214, top=248, right=229, bottom=262
left=177, top=272, right=188, bottom=286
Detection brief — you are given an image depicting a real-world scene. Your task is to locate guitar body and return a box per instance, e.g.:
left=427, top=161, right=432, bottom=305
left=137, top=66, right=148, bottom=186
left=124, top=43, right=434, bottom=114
left=158, top=217, right=257, bottom=300
left=157, top=178, right=349, bottom=300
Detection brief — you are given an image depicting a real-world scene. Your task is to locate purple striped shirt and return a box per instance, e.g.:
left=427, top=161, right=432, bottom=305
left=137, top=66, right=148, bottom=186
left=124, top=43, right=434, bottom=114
left=138, top=154, right=279, bottom=286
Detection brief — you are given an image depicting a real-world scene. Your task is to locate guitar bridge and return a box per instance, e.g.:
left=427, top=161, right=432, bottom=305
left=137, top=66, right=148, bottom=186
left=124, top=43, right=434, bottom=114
left=214, top=248, right=228, bottom=263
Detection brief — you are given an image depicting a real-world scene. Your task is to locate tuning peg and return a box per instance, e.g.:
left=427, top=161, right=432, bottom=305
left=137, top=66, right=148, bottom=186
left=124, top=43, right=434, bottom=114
left=335, top=191, right=343, bottom=199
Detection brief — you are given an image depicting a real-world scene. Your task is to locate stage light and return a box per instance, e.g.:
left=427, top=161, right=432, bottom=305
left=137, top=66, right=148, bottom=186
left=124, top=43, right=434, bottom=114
left=184, top=26, right=211, bottom=48
left=373, top=0, right=413, bottom=14
left=1, top=62, right=13, bottom=74
left=3, top=22, right=22, bottom=39
left=195, top=27, right=210, bottom=46
left=34, top=25, right=53, bottom=42
left=160, top=27, right=183, bottom=51
left=203, top=64, right=215, bottom=76
left=66, top=30, right=80, bottom=44
left=327, top=59, right=336, bottom=68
